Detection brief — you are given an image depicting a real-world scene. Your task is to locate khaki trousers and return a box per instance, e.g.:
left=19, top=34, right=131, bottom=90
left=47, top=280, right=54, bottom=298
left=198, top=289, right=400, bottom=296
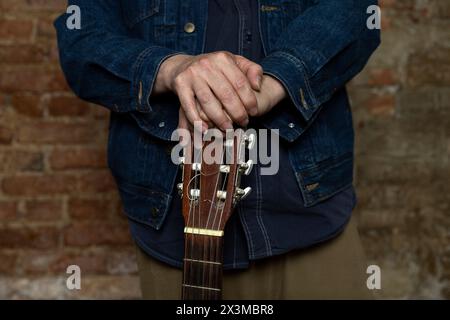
left=135, top=217, right=373, bottom=299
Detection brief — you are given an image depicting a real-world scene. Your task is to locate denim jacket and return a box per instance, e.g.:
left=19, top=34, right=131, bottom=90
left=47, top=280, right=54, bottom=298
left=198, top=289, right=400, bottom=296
left=55, top=0, right=380, bottom=230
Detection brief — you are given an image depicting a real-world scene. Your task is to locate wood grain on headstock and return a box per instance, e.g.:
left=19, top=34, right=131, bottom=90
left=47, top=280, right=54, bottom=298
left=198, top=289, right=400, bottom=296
left=180, top=129, right=249, bottom=300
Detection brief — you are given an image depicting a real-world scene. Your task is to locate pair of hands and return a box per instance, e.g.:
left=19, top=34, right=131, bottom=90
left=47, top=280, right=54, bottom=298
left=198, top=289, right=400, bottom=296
left=153, top=51, right=286, bottom=132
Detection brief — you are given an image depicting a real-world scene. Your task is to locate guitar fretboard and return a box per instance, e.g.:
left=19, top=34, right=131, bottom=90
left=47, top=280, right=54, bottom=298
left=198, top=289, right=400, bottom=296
left=182, top=233, right=224, bottom=300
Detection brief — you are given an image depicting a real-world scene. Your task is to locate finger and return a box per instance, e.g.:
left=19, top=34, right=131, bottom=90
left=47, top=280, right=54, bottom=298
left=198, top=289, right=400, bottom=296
left=219, top=58, right=258, bottom=116
left=192, top=79, right=233, bottom=131
left=198, top=65, right=249, bottom=127
left=177, top=84, right=208, bottom=132
left=235, top=55, right=263, bottom=91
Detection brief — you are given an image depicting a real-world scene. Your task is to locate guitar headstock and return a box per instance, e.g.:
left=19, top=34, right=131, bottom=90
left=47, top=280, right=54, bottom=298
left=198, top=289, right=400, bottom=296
left=177, top=129, right=255, bottom=236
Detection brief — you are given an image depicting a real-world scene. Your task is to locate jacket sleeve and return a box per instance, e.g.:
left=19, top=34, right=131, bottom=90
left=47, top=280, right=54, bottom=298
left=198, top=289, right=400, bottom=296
left=54, top=0, right=182, bottom=113
left=260, top=0, right=381, bottom=122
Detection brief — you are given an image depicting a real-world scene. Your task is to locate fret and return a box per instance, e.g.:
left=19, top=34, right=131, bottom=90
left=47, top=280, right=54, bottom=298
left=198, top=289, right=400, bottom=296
left=182, top=284, right=221, bottom=292
left=184, top=258, right=222, bottom=266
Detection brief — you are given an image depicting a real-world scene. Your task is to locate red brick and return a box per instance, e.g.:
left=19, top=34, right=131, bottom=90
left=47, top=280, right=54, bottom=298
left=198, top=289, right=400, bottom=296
left=37, top=17, right=58, bottom=40
left=50, top=148, right=107, bottom=170
left=64, top=223, right=132, bottom=247
left=11, top=94, right=43, bottom=117
left=21, top=250, right=108, bottom=275
left=2, top=174, right=77, bottom=196
left=0, top=227, right=59, bottom=249
left=0, top=0, right=66, bottom=12
left=367, top=69, right=398, bottom=86
left=0, top=201, right=18, bottom=220
left=68, top=198, right=111, bottom=220
left=365, top=94, right=396, bottom=117
left=77, top=171, right=116, bottom=194
left=0, top=252, right=18, bottom=275
left=24, top=200, right=63, bottom=221
left=0, top=67, right=68, bottom=93
left=0, top=150, right=44, bottom=173
left=0, top=126, right=13, bottom=144
left=0, top=19, right=34, bottom=41
left=407, top=47, right=450, bottom=87
left=0, top=44, right=52, bottom=64
left=17, top=121, right=98, bottom=144
left=48, top=96, right=91, bottom=117
left=49, top=252, right=108, bottom=275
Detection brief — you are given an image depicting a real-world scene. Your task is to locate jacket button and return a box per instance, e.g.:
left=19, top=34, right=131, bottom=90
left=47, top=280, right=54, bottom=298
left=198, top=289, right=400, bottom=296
left=184, top=22, right=196, bottom=33
left=158, top=121, right=165, bottom=128
left=288, top=123, right=295, bottom=129
left=151, top=207, right=159, bottom=217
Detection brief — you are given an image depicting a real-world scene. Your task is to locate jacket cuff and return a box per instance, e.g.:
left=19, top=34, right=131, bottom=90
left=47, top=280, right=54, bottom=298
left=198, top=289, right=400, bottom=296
left=132, top=47, right=184, bottom=113
left=260, top=51, right=318, bottom=121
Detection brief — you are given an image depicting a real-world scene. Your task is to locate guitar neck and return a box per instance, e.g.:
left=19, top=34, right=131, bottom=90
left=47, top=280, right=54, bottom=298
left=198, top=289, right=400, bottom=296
left=182, top=233, right=224, bottom=300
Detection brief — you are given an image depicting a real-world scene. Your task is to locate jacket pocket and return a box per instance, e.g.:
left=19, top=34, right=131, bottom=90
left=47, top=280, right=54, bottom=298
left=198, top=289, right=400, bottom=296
left=122, top=0, right=161, bottom=29
left=117, top=179, right=172, bottom=230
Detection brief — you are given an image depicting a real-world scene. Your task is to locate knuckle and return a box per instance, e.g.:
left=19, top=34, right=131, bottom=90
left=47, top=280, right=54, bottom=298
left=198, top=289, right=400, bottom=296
left=235, top=76, right=248, bottom=89
left=198, top=57, right=212, bottom=69
left=196, top=89, right=212, bottom=105
left=220, top=87, right=235, bottom=103
left=173, top=75, right=184, bottom=88
left=215, top=51, right=231, bottom=62
left=244, top=95, right=258, bottom=110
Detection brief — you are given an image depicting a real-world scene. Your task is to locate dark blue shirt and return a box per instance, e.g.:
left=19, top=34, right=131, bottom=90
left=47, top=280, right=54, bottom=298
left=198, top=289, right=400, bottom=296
left=130, top=0, right=356, bottom=269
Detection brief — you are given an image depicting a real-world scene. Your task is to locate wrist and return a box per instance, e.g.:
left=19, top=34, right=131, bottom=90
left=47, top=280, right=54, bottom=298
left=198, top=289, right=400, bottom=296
left=263, top=75, right=287, bottom=108
left=159, top=54, right=191, bottom=92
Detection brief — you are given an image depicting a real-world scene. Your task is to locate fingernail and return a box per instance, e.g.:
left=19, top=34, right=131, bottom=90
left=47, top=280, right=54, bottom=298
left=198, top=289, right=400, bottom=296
left=243, top=118, right=249, bottom=127
left=222, top=122, right=233, bottom=131
left=250, top=107, right=258, bottom=116
left=256, top=76, right=262, bottom=90
left=202, top=122, right=209, bottom=132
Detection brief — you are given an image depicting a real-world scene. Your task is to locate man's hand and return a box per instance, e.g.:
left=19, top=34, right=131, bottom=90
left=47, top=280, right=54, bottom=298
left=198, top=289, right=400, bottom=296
left=154, top=52, right=263, bottom=131
left=253, top=75, right=287, bottom=116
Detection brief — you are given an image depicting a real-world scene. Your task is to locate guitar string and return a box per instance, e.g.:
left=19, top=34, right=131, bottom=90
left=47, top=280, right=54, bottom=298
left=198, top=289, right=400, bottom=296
left=184, top=141, right=203, bottom=299
left=207, top=134, right=243, bottom=295
left=203, top=142, right=226, bottom=298
left=214, top=133, right=245, bottom=295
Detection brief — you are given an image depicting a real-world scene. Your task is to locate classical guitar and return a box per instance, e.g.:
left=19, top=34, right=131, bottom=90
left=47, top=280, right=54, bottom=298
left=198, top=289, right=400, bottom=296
left=177, top=130, right=255, bottom=300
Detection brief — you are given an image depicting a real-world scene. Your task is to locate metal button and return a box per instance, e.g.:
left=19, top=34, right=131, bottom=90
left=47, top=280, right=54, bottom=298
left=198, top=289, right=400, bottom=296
left=288, top=123, right=295, bottom=129
left=151, top=207, right=159, bottom=217
left=158, top=121, right=165, bottom=128
left=184, top=22, right=196, bottom=33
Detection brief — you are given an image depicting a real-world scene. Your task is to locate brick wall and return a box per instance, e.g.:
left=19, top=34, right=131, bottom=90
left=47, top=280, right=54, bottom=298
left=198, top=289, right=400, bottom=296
left=0, top=0, right=448, bottom=299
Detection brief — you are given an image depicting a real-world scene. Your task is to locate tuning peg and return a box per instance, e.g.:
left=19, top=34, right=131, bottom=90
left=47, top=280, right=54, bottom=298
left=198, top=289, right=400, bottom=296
left=235, top=187, right=252, bottom=201
left=239, top=160, right=254, bottom=175
left=177, top=183, right=183, bottom=196
left=244, top=133, right=256, bottom=150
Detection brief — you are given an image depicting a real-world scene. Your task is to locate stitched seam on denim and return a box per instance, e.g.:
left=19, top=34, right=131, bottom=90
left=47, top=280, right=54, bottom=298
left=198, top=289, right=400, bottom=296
left=234, top=0, right=244, bottom=56
left=132, top=47, right=155, bottom=110
left=238, top=204, right=255, bottom=258
left=273, top=51, right=317, bottom=107
left=256, top=163, right=272, bottom=256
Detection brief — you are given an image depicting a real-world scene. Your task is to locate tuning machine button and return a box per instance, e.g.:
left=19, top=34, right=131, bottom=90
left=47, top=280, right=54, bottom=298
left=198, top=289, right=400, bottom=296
left=177, top=183, right=183, bottom=196
left=244, top=133, right=256, bottom=150
left=239, top=160, right=254, bottom=175
left=235, top=187, right=252, bottom=201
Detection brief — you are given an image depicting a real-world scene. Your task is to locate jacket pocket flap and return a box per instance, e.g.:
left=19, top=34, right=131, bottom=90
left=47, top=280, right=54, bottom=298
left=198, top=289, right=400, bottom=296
left=122, top=0, right=160, bottom=28
left=117, top=179, right=171, bottom=230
